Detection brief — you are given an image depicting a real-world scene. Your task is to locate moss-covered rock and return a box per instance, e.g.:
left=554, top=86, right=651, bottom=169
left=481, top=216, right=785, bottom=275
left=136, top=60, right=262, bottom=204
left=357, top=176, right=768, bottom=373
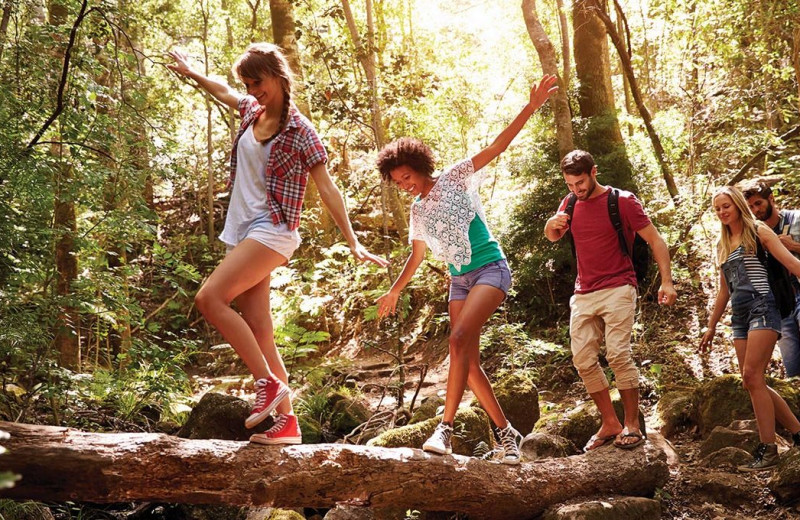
left=768, top=447, right=800, bottom=503
left=297, top=414, right=323, bottom=444
left=770, top=378, right=800, bottom=417
left=472, top=371, right=539, bottom=435
left=367, top=407, right=494, bottom=456
left=692, top=375, right=752, bottom=437
left=537, top=391, right=646, bottom=450
left=655, top=388, right=696, bottom=438
left=327, top=391, right=371, bottom=436
left=520, top=432, right=579, bottom=460
left=409, top=396, right=445, bottom=424
left=266, top=510, right=305, bottom=520
left=177, top=392, right=272, bottom=440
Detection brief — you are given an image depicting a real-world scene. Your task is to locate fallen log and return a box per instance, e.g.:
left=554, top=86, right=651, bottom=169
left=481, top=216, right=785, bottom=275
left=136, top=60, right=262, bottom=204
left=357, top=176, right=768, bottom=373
left=0, top=421, right=669, bottom=519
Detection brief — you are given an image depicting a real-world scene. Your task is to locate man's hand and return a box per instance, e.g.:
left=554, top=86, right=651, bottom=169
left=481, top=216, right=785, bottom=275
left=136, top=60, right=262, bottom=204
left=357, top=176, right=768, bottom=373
left=545, top=211, right=570, bottom=239
left=658, top=281, right=677, bottom=306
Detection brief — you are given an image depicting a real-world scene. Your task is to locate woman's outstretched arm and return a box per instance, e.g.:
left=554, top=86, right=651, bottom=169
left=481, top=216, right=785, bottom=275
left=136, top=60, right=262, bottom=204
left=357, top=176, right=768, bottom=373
left=470, top=75, right=558, bottom=172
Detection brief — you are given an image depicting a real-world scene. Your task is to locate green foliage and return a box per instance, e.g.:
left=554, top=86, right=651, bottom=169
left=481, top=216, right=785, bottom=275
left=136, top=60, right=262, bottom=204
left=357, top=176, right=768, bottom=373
left=502, top=157, right=575, bottom=323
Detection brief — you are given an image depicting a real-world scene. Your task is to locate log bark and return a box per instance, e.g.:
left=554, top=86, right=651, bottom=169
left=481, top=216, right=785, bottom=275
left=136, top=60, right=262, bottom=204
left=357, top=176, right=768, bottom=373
left=0, top=422, right=669, bottom=519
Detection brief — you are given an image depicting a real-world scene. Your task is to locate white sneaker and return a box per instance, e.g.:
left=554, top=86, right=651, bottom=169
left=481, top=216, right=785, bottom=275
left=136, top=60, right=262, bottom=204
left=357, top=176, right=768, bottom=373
left=496, top=423, right=523, bottom=465
left=423, top=422, right=453, bottom=455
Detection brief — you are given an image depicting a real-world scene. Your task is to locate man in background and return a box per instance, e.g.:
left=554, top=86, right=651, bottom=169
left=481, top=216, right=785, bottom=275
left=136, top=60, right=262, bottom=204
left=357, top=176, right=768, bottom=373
left=743, top=181, right=800, bottom=378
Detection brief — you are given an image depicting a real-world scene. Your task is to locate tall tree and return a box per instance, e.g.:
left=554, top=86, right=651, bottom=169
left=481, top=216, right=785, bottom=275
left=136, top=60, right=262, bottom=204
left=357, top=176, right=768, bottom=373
left=521, top=0, right=574, bottom=159
left=594, top=0, right=679, bottom=201
left=45, top=0, right=88, bottom=370
left=555, top=0, right=571, bottom=92
left=269, top=0, right=334, bottom=236
left=572, top=0, right=634, bottom=191
left=340, top=0, right=407, bottom=238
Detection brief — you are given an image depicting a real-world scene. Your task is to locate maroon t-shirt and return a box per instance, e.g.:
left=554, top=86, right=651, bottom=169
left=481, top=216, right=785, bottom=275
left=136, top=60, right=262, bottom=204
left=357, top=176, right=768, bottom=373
left=558, top=188, right=651, bottom=294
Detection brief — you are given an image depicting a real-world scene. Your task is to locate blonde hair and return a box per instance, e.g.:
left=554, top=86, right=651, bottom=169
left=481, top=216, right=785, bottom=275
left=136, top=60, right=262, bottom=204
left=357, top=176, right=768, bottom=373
left=713, top=186, right=761, bottom=264
left=232, top=43, right=293, bottom=142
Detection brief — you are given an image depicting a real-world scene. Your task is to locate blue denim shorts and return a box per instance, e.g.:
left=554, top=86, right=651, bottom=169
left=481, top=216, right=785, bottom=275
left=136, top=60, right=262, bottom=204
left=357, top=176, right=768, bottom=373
left=449, top=259, right=512, bottom=302
left=731, top=292, right=782, bottom=340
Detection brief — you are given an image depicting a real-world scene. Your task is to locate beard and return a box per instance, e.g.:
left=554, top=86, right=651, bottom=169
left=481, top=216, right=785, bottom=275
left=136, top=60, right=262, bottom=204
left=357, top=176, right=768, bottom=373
left=577, top=177, right=598, bottom=200
left=762, top=201, right=774, bottom=221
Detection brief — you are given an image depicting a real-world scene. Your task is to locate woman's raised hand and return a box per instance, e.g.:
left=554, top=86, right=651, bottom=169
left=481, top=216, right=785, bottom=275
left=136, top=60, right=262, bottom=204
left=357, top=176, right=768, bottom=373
left=166, top=50, right=196, bottom=77
left=528, top=74, right=559, bottom=109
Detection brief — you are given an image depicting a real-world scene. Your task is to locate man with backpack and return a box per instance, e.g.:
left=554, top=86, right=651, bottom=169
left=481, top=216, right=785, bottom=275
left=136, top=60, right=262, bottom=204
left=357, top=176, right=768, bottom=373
left=544, top=150, right=677, bottom=451
left=743, top=180, right=800, bottom=377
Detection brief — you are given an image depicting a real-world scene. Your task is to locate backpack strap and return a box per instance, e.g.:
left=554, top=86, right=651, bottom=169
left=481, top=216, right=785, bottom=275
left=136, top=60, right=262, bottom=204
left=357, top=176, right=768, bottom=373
left=607, top=188, right=632, bottom=258
left=565, top=193, right=578, bottom=259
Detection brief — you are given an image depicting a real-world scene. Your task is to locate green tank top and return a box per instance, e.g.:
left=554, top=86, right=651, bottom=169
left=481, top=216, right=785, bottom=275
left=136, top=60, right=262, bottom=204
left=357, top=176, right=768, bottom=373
left=448, top=215, right=504, bottom=276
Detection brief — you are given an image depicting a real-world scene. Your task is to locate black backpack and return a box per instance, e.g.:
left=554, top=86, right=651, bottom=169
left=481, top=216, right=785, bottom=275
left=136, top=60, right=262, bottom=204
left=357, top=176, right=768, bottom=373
left=563, top=188, right=651, bottom=286
left=755, top=237, right=795, bottom=319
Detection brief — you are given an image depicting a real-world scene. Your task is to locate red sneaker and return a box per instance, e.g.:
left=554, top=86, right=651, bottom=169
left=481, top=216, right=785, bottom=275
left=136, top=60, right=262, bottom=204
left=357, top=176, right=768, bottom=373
left=245, top=377, right=290, bottom=429
left=250, top=413, right=302, bottom=445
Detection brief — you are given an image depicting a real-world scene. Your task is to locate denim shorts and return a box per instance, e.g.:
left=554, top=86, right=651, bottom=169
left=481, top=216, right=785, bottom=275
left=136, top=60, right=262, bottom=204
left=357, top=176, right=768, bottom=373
left=449, top=259, right=512, bottom=302
left=730, top=292, right=782, bottom=340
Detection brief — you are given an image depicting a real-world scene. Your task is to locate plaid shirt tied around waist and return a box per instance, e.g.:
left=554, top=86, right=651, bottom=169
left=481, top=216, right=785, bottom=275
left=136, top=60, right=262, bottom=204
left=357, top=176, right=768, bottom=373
left=229, top=96, right=328, bottom=231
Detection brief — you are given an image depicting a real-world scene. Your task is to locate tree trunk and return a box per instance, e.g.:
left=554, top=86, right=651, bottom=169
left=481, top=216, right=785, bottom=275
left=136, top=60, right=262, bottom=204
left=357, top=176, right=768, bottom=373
left=200, top=0, right=215, bottom=242
left=0, top=0, right=13, bottom=62
left=793, top=26, right=800, bottom=115
left=554, top=0, right=571, bottom=93
left=521, top=0, right=574, bottom=159
left=48, top=0, right=80, bottom=370
left=572, top=0, right=634, bottom=191
left=269, top=0, right=333, bottom=237
left=594, top=0, right=679, bottom=202
left=340, top=0, right=407, bottom=238
left=0, top=421, right=670, bottom=519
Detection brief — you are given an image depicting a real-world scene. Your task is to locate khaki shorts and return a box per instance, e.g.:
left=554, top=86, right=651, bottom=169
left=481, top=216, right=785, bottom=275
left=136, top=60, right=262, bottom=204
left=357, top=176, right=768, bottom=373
left=569, top=284, right=639, bottom=394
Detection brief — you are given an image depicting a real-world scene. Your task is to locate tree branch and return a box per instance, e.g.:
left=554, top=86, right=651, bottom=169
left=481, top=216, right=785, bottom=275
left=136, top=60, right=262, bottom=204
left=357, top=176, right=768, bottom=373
left=26, top=0, right=95, bottom=150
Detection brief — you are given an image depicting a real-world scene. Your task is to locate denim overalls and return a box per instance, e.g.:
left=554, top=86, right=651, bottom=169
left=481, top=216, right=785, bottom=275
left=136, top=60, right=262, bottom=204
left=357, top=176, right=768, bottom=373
left=721, top=246, right=782, bottom=339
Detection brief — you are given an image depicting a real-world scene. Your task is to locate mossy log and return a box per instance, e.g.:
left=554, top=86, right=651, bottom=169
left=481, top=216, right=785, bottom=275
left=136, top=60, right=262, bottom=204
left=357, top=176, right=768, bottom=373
left=0, top=421, right=669, bottom=519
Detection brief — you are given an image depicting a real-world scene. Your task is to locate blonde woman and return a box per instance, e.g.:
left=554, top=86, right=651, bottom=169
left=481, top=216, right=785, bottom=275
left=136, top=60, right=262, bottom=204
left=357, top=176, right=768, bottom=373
left=700, top=186, right=800, bottom=470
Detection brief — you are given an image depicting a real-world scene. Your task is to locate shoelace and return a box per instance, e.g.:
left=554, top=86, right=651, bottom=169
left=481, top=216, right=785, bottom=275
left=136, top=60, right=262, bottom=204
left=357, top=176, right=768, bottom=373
left=436, top=423, right=453, bottom=443
left=498, top=427, right=518, bottom=452
left=753, top=443, right=767, bottom=461
left=265, top=414, right=288, bottom=437
left=253, top=380, right=269, bottom=409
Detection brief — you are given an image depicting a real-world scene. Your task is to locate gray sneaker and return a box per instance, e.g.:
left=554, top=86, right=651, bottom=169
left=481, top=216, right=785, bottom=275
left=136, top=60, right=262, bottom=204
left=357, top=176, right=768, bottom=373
left=423, top=422, right=453, bottom=455
left=738, top=443, right=779, bottom=472
left=495, top=423, right=523, bottom=465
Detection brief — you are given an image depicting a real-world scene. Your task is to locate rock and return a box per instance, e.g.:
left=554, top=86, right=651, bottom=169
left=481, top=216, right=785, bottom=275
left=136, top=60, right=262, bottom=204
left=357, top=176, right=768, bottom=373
left=654, top=388, right=695, bottom=438
left=265, top=510, right=305, bottom=520
left=538, top=392, right=646, bottom=450
left=473, top=371, right=539, bottom=435
left=409, top=396, right=445, bottom=424
left=367, top=407, right=494, bottom=456
left=297, top=414, right=323, bottom=444
left=768, top=447, right=800, bottom=503
left=698, top=425, right=759, bottom=458
left=245, top=508, right=274, bottom=520
left=693, top=375, right=753, bottom=436
left=0, top=502, right=55, bottom=520
left=541, top=497, right=661, bottom=520
left=328, top=392, right=372, bottom=436
left=687, top=471, right=754, bottom=506
left=520, top=432, right=579, bottom=460
left=324, top=506, right=405, bottom=520
left=770, top=378, right=800, bottom=416
left=177, top=392, right=272, bottom=440
left=698, top=446, right=753, bottom=469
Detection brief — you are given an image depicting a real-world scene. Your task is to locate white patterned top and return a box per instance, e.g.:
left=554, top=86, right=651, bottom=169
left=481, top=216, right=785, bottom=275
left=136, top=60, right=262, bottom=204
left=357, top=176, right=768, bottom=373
left=409, top=159, right=493, bottom=270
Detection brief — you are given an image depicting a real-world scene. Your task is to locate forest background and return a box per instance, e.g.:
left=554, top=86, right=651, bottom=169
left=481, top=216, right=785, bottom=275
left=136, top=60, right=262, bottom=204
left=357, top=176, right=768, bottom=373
left=1, top=0, right=800, bottom=516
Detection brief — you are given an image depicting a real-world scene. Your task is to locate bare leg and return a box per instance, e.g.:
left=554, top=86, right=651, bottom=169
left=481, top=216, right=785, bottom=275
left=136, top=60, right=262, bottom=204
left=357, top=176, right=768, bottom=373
left=737, top=332, right=780, bottom=443
left=588, top=388, right=624, bottom=443
left=194, top=239, right=287, bottom=380
left=235, top=274, right=293, bottom=415
left=442, top=285, right=506, bottom=427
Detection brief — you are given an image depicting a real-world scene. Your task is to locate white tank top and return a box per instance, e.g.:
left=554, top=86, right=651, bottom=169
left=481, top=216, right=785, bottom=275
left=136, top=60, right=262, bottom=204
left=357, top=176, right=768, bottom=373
left=219, top=125, right=274, bottom=246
